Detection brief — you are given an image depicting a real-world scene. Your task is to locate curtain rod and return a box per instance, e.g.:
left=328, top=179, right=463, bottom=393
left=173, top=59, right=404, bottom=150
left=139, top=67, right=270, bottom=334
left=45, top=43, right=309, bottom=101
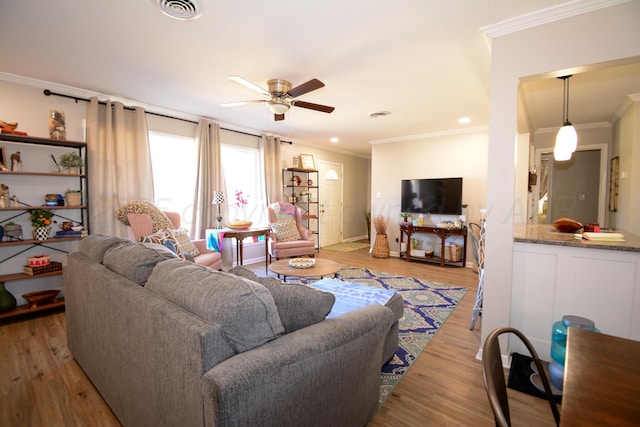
left=43, top=89, right=292, bottom=144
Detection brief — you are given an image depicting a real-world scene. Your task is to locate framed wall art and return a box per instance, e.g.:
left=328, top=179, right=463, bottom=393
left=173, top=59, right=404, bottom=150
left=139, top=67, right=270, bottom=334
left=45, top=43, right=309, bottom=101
left=609, top=156, right=619, bottom=212
left=299, top=153, right=316, bottom=170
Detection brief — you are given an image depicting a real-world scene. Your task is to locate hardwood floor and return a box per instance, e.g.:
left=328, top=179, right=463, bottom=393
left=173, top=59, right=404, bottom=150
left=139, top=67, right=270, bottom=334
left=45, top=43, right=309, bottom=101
left=0, top=246, right=557, bottom=426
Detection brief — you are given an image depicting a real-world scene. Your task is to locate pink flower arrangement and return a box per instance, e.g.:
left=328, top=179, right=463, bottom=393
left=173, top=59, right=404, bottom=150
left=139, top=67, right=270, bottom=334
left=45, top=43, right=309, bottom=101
left=234, top=189, right=249, bottom=208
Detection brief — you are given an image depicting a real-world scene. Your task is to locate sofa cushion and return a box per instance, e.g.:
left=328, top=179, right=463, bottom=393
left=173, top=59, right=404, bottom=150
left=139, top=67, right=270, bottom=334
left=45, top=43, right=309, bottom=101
left=77, top=234, right=131, bottom=263
left=271, top=216, right=302, bottom=242
left=230, top=266, right=335, bottom=333
left=147, top=259, right=285, bottom=353
left=103, top=242, right=179, bottom=286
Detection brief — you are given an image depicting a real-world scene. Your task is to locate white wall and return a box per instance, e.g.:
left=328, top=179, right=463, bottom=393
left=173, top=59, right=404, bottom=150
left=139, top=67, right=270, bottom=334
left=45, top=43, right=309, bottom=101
left=612, top=100, right=640, bottom=235
left=371, top=130, right=488, bottom=262
left=484, top=1, right=640, bottom=348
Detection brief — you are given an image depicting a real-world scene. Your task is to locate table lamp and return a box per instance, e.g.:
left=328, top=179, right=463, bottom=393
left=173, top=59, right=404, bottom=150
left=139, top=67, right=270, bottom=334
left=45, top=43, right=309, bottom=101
left=211, top=191, right=226, bottom=228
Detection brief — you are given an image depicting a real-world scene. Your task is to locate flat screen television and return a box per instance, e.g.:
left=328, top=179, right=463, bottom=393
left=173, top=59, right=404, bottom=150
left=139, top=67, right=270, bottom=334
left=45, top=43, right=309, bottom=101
left=401, top=177, right=463, bottom=215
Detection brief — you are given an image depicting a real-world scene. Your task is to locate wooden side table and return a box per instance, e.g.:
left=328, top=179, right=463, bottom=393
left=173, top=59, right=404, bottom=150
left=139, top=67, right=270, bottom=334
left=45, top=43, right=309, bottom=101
left=221, top=227, right=270, bottom=273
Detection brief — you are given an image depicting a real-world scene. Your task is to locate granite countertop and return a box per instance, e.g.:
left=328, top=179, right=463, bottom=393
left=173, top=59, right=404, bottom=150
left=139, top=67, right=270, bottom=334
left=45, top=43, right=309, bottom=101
left=513, top=224, right=640, bottom=253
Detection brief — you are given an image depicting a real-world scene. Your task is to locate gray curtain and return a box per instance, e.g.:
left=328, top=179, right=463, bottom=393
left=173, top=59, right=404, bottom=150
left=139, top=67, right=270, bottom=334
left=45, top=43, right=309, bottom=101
left=191, top=119, right=226, bottom=239
left=86, top=97, right=153, bottom=236
left=260, top=134, right=283, bottom=204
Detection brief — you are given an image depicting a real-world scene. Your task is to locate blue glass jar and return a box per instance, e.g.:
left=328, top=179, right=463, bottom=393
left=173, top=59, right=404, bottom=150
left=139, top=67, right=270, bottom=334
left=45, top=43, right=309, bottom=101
left=549, top=315, right=599, bottom=389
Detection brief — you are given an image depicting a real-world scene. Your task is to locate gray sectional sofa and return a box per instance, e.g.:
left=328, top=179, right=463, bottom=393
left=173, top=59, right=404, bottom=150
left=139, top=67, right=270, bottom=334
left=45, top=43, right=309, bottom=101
left=65, top=234, right=396, bottom=427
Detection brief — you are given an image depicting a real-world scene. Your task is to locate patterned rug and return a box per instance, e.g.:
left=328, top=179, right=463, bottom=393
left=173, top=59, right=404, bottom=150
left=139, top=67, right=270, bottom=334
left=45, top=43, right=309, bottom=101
left=322, top=242, right=370, bottom=252
left=286, top=266, right=467, bottom=407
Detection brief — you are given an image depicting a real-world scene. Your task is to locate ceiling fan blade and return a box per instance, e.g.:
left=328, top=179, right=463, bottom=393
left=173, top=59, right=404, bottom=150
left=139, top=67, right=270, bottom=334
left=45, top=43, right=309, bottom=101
left=274, top=113, right=285, bottom=121
left=291, top=100, right=335, bottom=113
left=228, top=75, right=271, bottom=97
left=287, top=78, right=325, bottom=98
left=220, top=100, right=267, bottom=107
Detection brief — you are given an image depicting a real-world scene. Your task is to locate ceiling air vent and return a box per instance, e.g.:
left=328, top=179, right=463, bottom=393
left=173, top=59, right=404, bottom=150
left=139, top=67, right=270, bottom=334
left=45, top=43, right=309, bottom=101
left=156, top=0, right=202, bottom=20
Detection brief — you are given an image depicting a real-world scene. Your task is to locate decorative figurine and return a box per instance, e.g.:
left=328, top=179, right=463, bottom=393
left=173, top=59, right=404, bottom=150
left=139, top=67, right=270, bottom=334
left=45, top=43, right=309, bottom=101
left=10, top=151, right=22, bottom=172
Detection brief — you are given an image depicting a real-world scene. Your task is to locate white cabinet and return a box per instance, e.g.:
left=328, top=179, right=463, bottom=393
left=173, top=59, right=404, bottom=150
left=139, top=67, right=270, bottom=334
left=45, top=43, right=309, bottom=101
left=511, top=241, right=640, bottom=358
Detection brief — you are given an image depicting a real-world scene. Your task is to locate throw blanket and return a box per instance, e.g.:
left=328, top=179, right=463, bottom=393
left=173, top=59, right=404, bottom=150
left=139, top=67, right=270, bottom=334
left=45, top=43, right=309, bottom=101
left=206, top=229, right=224, bottom=253
left=310, top=278, right=398, bottom=318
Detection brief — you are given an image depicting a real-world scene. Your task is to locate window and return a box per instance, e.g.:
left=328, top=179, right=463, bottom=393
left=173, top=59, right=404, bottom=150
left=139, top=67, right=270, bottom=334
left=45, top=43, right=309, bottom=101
left=221, top=144, right=267, bottom=227
left=148, top=131, right=197, bottom=226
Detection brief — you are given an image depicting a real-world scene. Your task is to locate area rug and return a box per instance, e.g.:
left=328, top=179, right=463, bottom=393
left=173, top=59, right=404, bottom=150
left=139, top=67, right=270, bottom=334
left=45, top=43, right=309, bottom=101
left=322, top=242, right=370, bottom=252
left=286, top=266, right=467, bottom=407
left=507, top=353, right=562, bottom=404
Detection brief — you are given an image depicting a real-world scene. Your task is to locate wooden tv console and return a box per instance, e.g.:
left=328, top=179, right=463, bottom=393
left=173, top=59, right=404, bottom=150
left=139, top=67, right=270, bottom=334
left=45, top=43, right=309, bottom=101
left=399, top=223, right=467, bottom=267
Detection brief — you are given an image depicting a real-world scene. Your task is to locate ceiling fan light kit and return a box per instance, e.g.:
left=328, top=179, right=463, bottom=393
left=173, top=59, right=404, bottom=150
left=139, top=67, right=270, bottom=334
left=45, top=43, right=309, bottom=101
left=554, top=75, right=578, bottom=161
left=224, top=76, right=335, bottom=121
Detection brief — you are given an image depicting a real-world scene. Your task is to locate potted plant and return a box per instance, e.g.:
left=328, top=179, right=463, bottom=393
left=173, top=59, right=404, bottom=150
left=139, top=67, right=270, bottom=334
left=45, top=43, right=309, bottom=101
left=65, top=189, right=82, bottom=207
left=59, top=152, right=84, bottom=174
left=28, top=208, right=54, bottom=240
left=399, top=212, right=412, bottom=222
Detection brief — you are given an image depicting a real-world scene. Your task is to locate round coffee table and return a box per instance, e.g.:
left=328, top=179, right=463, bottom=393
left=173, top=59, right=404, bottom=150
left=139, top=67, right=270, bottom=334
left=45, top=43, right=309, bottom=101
left=269, top=258, right=342, bottom=282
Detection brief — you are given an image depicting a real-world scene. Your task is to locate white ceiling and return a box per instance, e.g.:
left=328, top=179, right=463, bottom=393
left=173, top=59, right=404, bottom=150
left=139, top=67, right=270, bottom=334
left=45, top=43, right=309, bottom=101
left=1, top=0, right=638, bottom=157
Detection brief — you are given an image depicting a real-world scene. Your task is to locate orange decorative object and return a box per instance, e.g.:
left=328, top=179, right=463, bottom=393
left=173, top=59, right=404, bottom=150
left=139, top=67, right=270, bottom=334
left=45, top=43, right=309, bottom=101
left=28, top=254, right=50, bottom=267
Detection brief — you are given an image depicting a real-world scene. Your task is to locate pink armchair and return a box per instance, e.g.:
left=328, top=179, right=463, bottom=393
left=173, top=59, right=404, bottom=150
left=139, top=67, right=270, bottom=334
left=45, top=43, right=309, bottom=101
left=267, top=202, right=316, bottom=262
left=126, top=211, right=222, bottom=270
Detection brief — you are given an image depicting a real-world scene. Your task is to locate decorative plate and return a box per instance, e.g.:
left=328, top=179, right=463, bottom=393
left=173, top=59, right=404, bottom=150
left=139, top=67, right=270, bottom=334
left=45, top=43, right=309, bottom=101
left=288, top=258, right=316, bottom=269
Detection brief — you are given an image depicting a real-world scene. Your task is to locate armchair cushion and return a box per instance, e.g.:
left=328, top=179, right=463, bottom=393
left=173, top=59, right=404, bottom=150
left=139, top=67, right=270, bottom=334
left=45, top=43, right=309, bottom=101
left=271, top=216, right=302, bottom=242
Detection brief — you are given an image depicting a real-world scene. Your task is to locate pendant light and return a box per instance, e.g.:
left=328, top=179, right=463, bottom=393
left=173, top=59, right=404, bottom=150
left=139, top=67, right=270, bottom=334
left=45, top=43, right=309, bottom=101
left=554, top=75, right=577, bottom=161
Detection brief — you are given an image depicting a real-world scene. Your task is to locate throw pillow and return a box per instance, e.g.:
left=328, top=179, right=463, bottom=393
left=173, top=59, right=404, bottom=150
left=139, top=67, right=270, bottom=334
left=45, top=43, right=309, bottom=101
left=138, top=229, right=179, bottom=254
left=230, top=266, right=335, bottom=333
left=171, top=228, right=201, bottom=257
left=271, top=216, right=302, bottom=242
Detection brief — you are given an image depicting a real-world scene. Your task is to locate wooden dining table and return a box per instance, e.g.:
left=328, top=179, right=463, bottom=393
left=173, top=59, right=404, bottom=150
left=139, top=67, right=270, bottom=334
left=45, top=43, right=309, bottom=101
left=560, top=327, right=640, bottom=426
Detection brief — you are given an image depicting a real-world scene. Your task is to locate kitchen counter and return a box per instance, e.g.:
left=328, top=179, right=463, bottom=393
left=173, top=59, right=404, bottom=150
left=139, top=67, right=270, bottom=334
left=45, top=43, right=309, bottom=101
left=513, top=224, right=640, bottom=253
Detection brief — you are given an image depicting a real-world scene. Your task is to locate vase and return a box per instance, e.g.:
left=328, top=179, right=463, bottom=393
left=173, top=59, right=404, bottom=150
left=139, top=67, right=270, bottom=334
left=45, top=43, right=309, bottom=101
left=49, top=110, right=66, bottom=140
left=67, top=166, right=80, bottom=175
left=33, top=226, right=51, bottom=240
left=0, top=282, right=17, bottom=313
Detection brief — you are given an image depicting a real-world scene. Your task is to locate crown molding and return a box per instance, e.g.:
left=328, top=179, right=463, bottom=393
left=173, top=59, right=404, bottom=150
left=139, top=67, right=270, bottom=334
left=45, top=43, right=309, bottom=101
left=535, top=121, right=611, bottom=135
left=369, top=125, right=489, bottom=145
left=481, top=0, right=631, bottom=39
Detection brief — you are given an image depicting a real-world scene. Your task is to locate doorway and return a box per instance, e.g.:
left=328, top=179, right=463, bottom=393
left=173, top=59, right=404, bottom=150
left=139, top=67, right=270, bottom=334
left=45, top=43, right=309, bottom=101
left=318, top=160, right=343, bottom=247
left=535, top=145, right=607, bottom=225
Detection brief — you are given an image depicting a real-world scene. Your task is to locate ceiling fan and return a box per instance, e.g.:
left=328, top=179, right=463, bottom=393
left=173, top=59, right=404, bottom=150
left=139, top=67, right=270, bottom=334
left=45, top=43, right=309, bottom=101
left=222, top=76, right=335, bottom=121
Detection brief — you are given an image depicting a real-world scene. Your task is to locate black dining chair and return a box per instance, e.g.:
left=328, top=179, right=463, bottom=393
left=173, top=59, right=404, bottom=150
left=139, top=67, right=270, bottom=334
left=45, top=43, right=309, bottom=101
left=482, top=327, right=560, bottom=427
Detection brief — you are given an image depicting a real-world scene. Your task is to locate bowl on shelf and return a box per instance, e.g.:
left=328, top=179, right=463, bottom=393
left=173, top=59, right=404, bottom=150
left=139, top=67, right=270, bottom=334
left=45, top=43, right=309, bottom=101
left=22, top=289, right=60, bottom=308
left=71, top=226, right=83, bottom=231
left=227, top=221, right=252, bottom=230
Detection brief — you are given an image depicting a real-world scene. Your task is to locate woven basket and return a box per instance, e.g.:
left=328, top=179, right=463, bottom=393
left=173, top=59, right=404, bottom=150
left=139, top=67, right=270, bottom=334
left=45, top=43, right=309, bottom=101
left=372, top=234, right=390, bottom=258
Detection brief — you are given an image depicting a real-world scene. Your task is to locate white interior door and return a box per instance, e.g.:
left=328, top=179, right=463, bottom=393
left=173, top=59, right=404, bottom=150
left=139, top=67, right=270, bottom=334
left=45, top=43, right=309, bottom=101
left=318, top=161, right=342, bottom=247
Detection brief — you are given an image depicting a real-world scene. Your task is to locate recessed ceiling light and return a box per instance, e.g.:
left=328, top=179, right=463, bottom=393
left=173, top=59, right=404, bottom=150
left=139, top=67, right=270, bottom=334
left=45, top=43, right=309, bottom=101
left=156, top=0, right=203, bottom=20
left=458, top=116, right=471, bottom=124
left=369, top=111, right=391, bottom=118
left=330, top=137, right=339, bottom=143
